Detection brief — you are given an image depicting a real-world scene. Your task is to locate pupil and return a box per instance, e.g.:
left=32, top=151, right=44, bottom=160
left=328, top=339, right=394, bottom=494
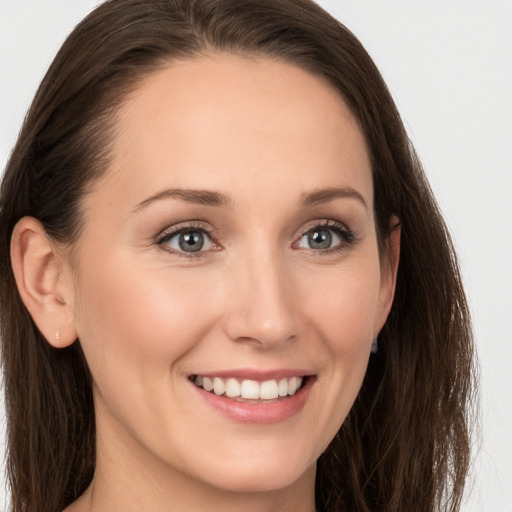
left=179, top=232, right=204, bottom=252
left=309, top=229, right=331, bottom=249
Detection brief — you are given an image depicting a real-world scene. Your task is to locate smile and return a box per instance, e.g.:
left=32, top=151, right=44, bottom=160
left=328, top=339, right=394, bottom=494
left=191, top=375, right=305, bottom=401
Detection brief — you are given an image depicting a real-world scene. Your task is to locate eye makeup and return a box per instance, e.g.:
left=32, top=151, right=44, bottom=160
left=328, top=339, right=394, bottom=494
left=155, top=217, right=358, bottom=260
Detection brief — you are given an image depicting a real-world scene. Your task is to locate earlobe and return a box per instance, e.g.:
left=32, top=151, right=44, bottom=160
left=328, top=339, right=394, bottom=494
left=10, top=217, right=77, bottom=348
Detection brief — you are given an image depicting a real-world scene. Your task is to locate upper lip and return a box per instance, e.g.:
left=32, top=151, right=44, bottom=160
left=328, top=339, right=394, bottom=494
left=189, top=368, right=314, bottom=381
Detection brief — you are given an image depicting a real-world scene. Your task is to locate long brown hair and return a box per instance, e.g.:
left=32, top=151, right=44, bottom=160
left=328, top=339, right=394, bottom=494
left=0, top=1, right=475, bottom=511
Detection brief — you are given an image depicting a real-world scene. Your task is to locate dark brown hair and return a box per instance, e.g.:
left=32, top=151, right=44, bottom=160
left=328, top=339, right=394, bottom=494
left=0, top=1, right=475, bottom=511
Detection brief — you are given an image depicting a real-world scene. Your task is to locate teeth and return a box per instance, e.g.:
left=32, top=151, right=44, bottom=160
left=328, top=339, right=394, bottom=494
left=193, top=375, right=304, bottom=400
left=225, top=378, right=241, bottom=398
left=288, top=376, right=301, bottom=395
left=278, top=378, right=288, bottom=397
left=260, top=379, right=279, bottom=400
left=213, top=377, right=225, bottom=396
left=241, top=380, right=260, bottom=399
left=203, top=376, right=214, bottom=392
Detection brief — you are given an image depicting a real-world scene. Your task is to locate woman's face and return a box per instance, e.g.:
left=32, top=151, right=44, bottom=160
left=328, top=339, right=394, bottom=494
left=65, top=54, right=397, bottom=495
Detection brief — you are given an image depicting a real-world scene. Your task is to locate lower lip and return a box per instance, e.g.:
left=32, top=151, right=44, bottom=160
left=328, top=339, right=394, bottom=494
left=192, top=377, right=314, bottom=424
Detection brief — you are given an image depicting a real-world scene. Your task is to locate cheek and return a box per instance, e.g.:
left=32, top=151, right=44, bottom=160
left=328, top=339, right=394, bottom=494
left=71, top=254, right=227, bottom=460
left=306, top=261, right=381, bottom=349
left=72, top=255, right=220, bottom=389
left=300, top=258, right=381, bottom=429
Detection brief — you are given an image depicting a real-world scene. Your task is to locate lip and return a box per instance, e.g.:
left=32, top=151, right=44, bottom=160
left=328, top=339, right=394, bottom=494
left=190, top=370, right=315, bottom=424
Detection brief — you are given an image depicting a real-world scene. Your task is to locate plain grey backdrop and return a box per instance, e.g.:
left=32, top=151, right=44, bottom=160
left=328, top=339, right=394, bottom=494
left=1, top=1, right=511, bottom=510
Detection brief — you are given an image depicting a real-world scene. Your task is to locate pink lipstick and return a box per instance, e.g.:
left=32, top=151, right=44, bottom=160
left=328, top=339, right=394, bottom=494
left=189, top=370, right=315, bottom=424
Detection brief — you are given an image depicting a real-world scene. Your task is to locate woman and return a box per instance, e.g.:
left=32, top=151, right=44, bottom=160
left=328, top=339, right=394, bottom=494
left=0, top=0, right=475, bottom=511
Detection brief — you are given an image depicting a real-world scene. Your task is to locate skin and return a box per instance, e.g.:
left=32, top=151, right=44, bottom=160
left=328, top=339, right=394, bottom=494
left=12, top=54, right=399, bottom=512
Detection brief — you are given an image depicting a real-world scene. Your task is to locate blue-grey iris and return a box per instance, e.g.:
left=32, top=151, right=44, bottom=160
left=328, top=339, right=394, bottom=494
left=308, top=229, right=332, bottom=249
left=179, top=231, right=204, bottom=252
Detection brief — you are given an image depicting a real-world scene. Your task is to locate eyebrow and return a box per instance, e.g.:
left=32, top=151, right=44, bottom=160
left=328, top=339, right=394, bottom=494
left=132, top=185, right=368, bottom=213
left=132, top=188, right=234, bottom=212
left=299, top=186, right=368, bottom=210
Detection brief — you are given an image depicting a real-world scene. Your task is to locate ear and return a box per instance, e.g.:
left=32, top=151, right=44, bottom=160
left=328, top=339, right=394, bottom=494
left=10, top=217, right=77, bottom=348
left=374, top=216, right=401, bottom=336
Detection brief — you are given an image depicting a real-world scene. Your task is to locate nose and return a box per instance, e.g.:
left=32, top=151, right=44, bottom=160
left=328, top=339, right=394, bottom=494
left=223, top=247, right=297, bottom=349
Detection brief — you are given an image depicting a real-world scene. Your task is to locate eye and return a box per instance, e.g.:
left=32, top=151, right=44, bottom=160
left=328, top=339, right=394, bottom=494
left=159, top=228, right=214, bottom=254
left=298, top=228, right=340, bottom=250
left=295, top=222, right=354, bottom=252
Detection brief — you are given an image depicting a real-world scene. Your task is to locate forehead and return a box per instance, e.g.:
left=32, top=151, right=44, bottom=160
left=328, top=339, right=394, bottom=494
left=90, top=53, right=372, bottom=212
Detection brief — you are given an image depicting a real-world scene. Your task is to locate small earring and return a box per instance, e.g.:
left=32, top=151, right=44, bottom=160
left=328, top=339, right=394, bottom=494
left=371, top=338, right=378, bottom=354
left=55, top=331, right=61, bottom=341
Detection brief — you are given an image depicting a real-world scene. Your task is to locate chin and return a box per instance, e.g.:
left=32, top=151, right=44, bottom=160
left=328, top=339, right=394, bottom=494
left=199, top=459, right=315, bottom=494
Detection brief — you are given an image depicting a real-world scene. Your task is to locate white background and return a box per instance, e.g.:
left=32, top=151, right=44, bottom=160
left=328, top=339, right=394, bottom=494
left=1, top=1, right=511, bottom=510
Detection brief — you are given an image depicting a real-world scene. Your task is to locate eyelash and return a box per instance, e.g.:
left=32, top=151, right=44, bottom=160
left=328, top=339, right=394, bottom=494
left=156, top=221, right=218, bottom=259
left=156, top=220, right=356, bottom=259
left=296, top=220, right=356, bottom=257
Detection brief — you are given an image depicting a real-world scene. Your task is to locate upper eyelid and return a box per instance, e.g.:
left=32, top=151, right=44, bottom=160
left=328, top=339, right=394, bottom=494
left=156, top=218, right=348, bottom=236
left=156, top=221, right=217, bottom=240
left=296, top=219, right=350, bottom=237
